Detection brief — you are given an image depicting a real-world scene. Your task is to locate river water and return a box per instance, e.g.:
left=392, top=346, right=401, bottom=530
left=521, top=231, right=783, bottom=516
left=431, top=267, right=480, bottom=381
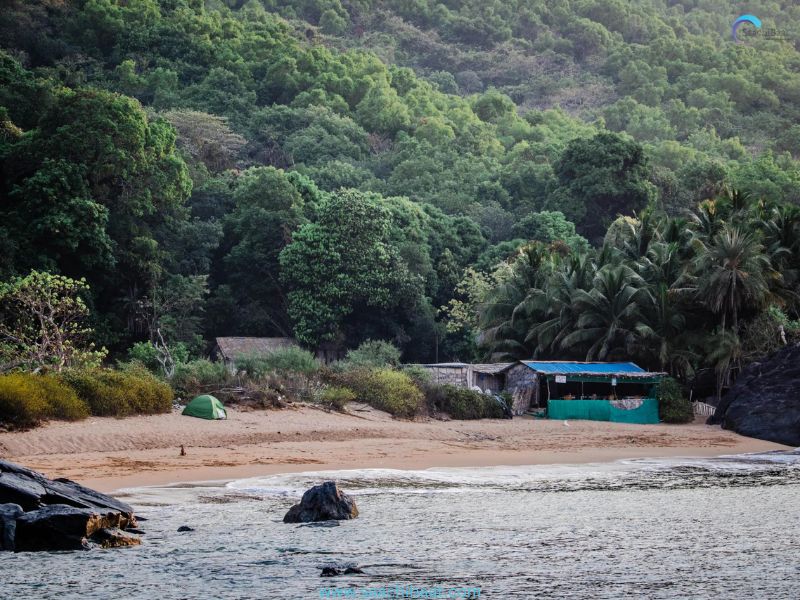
left=2, top=451, right=799, bottom=599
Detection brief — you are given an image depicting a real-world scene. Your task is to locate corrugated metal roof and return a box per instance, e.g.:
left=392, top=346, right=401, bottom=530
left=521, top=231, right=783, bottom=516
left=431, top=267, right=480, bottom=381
left=521, top=361, right=647, bottom=375
left=421, top=362, right=469, bottom=368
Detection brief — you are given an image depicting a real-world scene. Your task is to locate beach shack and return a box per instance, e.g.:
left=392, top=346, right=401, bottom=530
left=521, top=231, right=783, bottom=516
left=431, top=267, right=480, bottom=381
left=420, top=362, right=514, bottom=392
left=508, top=361, right=664, bottom=424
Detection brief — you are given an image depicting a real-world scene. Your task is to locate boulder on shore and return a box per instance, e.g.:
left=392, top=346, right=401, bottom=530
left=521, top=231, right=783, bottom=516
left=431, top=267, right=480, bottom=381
left=0, top=460, right=141, bottom=552
left=283, top=481, right=358, bottom=523
left=709, top=343, right=800, bottom=447
left=0, top=503, right=23, bottom=551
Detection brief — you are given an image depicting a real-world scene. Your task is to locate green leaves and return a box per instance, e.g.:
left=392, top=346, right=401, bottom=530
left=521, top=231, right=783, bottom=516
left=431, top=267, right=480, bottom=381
left=0, top=271, right=107, bottom=372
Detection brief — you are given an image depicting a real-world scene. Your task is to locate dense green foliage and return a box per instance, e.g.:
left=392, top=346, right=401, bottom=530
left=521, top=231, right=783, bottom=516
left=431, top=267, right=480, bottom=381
left=337, top=339, right=402, bottom=369
left=478, top=190, right=800, bottom=399
left=0, top=0, right=798, bottom=389
left=656, top=377, right=694, bottom=424
left=426, top=383, right=506, bottom=419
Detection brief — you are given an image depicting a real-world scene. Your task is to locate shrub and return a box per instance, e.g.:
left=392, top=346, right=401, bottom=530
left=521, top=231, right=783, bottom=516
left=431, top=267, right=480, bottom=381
left=126, top=342, right=191, bottom=375
left=400, top=364, right=432, bottom=386
left=657, top=377, right=693, bottom=424
left=0, top=372, right=89, bottom=428
left=235, top=347, right=319, bottom=377
left=63, top=367, right=173, bottom=417
left=336, top=368, right=423, bottom=418
left=426, top=384, right=505, bottom=420
left=38, top=374, right=90, bottom=421
left=317, top=386, right=356, bottom=411
left=260, top=347, right=319, bottom=375
left=171, top=359, right=230, bottom=397
left=0, top=373, right=51, bottom=428
left=338, top=340, right=401, bottom=370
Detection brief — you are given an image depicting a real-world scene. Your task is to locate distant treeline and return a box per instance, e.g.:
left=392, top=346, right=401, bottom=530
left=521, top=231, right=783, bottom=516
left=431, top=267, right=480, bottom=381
left=0, top=1, right=798, bottom=377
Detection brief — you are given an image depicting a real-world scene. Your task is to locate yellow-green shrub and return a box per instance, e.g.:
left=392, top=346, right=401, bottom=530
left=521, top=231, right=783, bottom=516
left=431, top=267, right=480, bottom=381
left=317, top=386, right=356, bottom=411
left=0, top=373, right=50, bottom=428
left=63, top=367, right=173, bottom=417
left=38, top=375, right=90, bottom=421
left=337, top=368, right=424, bottom=418
left=0, top=373, right=89, bottom=428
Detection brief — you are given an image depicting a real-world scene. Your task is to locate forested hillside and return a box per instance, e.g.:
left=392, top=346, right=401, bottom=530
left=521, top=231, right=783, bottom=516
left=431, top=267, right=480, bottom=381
left=1, top=1, right=799, bottom=381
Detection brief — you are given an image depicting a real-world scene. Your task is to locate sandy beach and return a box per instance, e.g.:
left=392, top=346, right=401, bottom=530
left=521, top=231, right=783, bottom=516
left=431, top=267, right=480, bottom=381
left=0, top=403, right=790, bottom=492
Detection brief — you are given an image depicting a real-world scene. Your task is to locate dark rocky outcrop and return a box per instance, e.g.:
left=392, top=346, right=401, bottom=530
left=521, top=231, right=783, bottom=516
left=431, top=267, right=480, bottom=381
left=709, top=343, right=800, bottom=447
left=177, top=525, right=195, bottom=532
left=89, top=527, right=142, bottom=549
left=0, top=503, right=23, bottom=551
left=283, top=481, right=358, bottom=523
left=0, top=460, right=141, bottom=552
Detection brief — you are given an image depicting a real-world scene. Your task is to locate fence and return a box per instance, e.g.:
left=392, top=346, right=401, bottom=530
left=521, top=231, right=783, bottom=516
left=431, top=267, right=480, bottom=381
left=692, top=401, right=716, bottom=417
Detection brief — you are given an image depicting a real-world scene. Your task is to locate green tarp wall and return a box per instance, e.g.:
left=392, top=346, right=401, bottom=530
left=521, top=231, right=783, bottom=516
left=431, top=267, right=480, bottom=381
left=547, top=398, right=659, bottom=424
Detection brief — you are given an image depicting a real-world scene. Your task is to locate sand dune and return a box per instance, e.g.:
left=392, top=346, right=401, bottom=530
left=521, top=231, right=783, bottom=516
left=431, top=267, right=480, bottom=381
left=0, top=403, right=789, bottom=492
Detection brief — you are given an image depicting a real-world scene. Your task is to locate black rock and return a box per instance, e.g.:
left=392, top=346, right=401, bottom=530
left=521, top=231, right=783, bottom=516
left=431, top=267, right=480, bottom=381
left=344, top=567, right=365, bottom=575
left=0, top=460, right=141, bottom=552
left=0, top=460, right=135, bottom=528
left=14, top=504, right=126, bottom=552
left=0, top=503, right=23, bottom=551
left=710, top=343, right=800, bottom=446
left=177, top=525, right=195, bottom=532
left=320, top=567, right=341, bottom=577
left=283, top=481, right=358, bottom=524
left=89, top=527, right=141, bottom=549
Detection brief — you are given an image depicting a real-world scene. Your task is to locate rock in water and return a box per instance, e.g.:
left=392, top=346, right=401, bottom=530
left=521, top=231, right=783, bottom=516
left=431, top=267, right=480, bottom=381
left=89, top=527, right=142, bottom=549
left=14, top=505, right=125, bottom=551
left=710, top=343, right=800, bottom=446
left=0, top=460, right=136, bottom=528
left=0, top=460, right=141, bottom=552
left=283, top=481, right=358, bottom=523
left=0, top=503, right=23, bottom=551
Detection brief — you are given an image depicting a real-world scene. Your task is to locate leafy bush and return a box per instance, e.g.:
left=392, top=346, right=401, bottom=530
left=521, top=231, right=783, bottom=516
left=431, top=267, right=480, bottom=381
left=63, top=367, right=173, bottom=417
left=426, top=384, right=506, bottom=419
left=0, top=373, right=51, bottom=428
left=317, top=386, right=356, bottom=411
left=657, top=377, right=694, bottom=424
left=126, top=341, right=190, bottom=374
left=38, top=374, right=90, bottom=421
left=400, top=364, right=432, bottom=386
left=338, top=340, right=401, bottom=370
left=235, top=347, right=319, bottom=377
left=336, top=368, right=423, bottom=418
left=171, top=359, right=231, bottom=397
left=260, top=347, right=319, bottom=374
left=0, top=373, right=89, bottom=428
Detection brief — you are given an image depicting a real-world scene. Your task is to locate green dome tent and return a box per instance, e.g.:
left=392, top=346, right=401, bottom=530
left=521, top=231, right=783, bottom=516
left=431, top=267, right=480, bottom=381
left=182, top=395, right=227, bottom=420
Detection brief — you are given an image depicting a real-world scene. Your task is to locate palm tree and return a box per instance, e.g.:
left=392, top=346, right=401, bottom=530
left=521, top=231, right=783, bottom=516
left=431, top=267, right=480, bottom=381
left=634, top=241, right=693, bottom=374
left=691, top=225, right=773, bottom=333
left=478, top=243, right=556, bottom=359
left=525, top=252, right=595, bottom=358
left=560, top=264, right=649, bottom=360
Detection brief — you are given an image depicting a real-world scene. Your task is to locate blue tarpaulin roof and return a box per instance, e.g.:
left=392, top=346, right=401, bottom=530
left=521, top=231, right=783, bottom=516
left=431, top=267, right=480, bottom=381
left=521, top=361, right=647, bottom=375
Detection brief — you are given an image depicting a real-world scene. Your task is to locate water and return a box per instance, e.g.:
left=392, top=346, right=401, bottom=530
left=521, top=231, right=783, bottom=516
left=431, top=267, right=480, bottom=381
left=2, top=452, right=800, bottom=599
